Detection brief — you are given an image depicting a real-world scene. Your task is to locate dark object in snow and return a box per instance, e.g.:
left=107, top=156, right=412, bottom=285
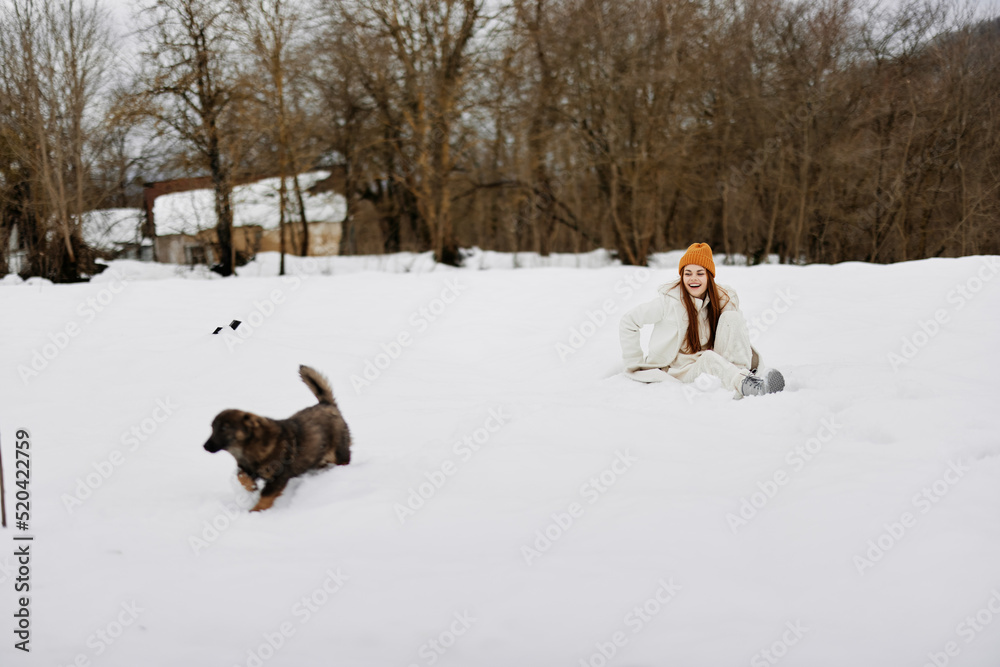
left=203, top=366, right=352, bottom=512
left=212, top=320, right=241, bottom=335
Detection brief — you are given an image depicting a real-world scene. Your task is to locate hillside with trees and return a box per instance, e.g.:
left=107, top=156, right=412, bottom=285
left=1, top=0, right=997, bottom=279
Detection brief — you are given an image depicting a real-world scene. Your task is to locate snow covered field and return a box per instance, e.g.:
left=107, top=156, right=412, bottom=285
left=1, top=251, right=999, bottom=667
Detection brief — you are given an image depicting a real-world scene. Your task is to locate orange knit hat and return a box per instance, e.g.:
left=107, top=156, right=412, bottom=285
left=678, top=243, right=715, bottom=277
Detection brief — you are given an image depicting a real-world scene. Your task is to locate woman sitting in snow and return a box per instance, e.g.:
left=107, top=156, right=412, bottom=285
left=619, top=242, right=784, bottom=398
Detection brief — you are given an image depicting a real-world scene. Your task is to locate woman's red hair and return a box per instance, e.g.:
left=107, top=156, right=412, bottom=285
left=676, top=271, right=731, bottom=354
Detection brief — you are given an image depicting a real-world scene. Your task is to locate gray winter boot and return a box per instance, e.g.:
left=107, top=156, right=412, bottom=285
left=740, top=368, right=785, bottom=397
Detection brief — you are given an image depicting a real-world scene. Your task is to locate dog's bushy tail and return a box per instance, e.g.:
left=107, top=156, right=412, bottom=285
left=299, top=365, right=337, bottom=406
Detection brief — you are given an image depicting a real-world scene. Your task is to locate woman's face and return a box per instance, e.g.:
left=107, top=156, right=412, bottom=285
left=682, top=265, right=709, bottom=299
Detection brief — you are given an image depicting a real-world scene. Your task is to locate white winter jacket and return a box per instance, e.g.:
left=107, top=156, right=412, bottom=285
left=619, top=281, right=760, bottom=374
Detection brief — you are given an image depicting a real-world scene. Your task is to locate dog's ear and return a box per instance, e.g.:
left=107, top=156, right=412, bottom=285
left=242, top=413, right=261, bottom=434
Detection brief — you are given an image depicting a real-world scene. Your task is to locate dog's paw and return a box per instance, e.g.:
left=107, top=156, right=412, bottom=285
left=237, top=470, right=258, bottom=492
left=250, top=494, right=278, bottom=512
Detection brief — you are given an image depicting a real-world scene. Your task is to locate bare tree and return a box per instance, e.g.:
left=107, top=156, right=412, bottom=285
left=312, top=22, right=397, bottom=255
left=235, top=0, right=321, bottom=273
left=338, top=0, right=486, bottom=265
left=134, top=0, right=248, bottom=276
left=0, top=0, right=115, bottom=281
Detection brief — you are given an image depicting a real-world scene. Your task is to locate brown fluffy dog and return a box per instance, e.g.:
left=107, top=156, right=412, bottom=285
left=203, top=365, right=351, bottom=511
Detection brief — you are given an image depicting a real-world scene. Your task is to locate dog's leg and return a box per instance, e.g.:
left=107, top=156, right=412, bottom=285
left=251, top=477, right=290, bottom=512
left=326, top=436, right=351, bottom=465
left=237, top=470, right=257, bottom=492
left=321, top=448, right=348, bottom=466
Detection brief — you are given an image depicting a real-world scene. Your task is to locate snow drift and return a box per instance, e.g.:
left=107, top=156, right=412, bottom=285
left=1, top=252, right=998, bottom=667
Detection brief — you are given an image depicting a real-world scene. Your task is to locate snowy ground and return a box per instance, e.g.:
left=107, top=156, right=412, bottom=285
left=1, top=252, right=999, bottom=667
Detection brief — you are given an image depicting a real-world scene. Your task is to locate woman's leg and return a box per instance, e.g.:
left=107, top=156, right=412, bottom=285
left=714, top=310, right=752, bottom=369
left=667, top=350, right=746, bottom=390
left=667, top=312, right=753, bottom=391
left=626, top=368, right=673, bottom=383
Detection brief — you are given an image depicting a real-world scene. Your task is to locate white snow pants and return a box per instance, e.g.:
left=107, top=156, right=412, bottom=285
left=629, top=311, right=753, bottom=391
